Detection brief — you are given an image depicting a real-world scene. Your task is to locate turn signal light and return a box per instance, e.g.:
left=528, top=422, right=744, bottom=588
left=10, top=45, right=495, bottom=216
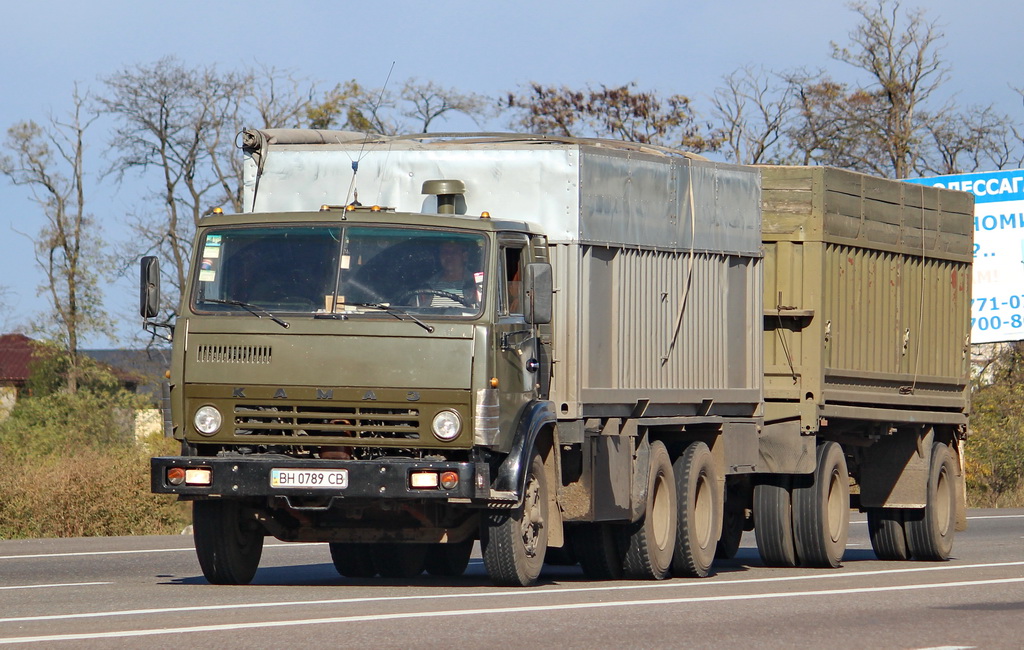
left=440, top=471, right=459, bottom=490
left=167, top=467, right=186, bottom=486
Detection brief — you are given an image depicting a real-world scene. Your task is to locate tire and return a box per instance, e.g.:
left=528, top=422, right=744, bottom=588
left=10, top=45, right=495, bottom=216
left=623, top=441, right=676, bottom=580
left=482, top=449, right=549, bottom=586
left=754, top=476, right=798, bottom=567
left=424, top=539, right=474, bottom=577
left=792, top=441, right=850, bottom=568
left=370, top=543, right=429, bottom=578
left=192, top=500, right=264, bottom=585
left=867, top=508, right=910, bottom=561
left=716, top=480, right=747, bottom=560
left=328, top=543, right=377, bottom=578
left=572, top=523, right=625, bottom=580
left=672, top=442, right=721, bottom=578
left=905, top=442, right=957, bottom=561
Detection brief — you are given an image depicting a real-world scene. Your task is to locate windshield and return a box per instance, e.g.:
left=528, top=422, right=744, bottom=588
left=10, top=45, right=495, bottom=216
left=192, top=224, right=487, bottom=318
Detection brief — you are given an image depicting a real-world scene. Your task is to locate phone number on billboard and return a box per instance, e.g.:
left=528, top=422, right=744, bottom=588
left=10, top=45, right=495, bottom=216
left=972, top=296, right=1024, bottom=332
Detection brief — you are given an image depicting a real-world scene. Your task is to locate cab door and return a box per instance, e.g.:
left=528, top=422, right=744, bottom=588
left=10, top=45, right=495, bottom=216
left=493, top=235, right=539, bottom=436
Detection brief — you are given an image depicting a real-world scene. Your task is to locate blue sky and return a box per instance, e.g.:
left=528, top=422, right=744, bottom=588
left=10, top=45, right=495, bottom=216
left=1, top=0, right=1021, bottom=347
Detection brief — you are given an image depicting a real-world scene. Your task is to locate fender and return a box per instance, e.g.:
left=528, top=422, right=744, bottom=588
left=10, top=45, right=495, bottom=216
left=494, top=400, right=557, bottom=496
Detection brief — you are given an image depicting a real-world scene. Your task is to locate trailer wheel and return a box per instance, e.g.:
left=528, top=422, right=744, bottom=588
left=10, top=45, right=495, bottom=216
left=623, top=441, right=676, bottom=580
left=905, top=442, right=957, bottom=561
left=672, top=442, right=721, bottom=578
left=482, top=449, right=548, bottom=586
left=192, top=500, right=264, bottom=585
left=371, top=543, right=429, bottom=578
left=328, top=543, right=377, bottom=578
left=424, top=539, right=474, bottom=577
left=573, top=523, right=625, bottom=580
left=792, top=441, right=849, bottom=568
left=867, top=509, right=910, bottom=561
left=754, top=476, right=798, bottom=567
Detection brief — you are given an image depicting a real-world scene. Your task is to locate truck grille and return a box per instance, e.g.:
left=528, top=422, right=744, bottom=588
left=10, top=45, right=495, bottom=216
left=197, top=345, right=272, bottom=364
left=234, top=404, right=420, bottom=440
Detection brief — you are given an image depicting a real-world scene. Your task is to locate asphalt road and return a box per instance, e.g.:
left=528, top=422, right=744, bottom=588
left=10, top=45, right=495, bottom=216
left=1, top=509, right=1022, bottom=648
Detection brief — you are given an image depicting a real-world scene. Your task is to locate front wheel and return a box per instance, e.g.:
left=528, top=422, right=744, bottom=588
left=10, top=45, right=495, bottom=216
left=424, top=539, right=474, bottom=577
left=482, top=449, right=549, bottom=586
left=328, top=543, right=377, bottom=578
left=905, top=442, right=957, bottom=561
left=192, top=500, right=264, bottom=585
left=792, top=441, right=850, bottom=568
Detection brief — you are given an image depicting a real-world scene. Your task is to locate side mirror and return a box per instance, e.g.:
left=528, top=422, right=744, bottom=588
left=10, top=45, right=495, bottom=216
left=524, top=262, right=553, bottom=325
left=140, top=256, right=161, bottom=319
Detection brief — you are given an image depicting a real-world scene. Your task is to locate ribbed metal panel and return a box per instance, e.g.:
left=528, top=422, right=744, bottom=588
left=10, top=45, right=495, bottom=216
left=196, top=344, right=272, bottom=364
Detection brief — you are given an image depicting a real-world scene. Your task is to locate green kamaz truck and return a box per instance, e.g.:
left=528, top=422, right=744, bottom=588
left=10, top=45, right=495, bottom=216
left=147, top=131, right=972, bottom=586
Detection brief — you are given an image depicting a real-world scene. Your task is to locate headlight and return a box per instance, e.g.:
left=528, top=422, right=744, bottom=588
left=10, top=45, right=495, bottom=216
left=194, top=405, right=222, bottom=435
left=431, top=410, right=462, bottom=441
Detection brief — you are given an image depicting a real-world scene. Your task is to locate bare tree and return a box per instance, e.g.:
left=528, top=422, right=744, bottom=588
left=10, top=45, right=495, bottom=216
left=100, top=57, right=249, bottom=311
left=503, top=82, right=719, bottom=152
left=307, top=80, right=399, bottom=134
left=921, top=103, right=1014, bottom=174
left=399, top=79, right=490, bottom=132
left=710, top=66, right=796, bottom=164
left=0, top=87, right=104, bottom=392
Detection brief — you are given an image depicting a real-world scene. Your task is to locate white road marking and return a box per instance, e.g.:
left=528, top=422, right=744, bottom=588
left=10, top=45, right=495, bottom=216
left=2, top=576, right=1022, bottom=645
left=0, top=583, right=111, bottom=592
left=2, top=559, right=1022, bottom=625
left=0, top=542, right=318, bottom=561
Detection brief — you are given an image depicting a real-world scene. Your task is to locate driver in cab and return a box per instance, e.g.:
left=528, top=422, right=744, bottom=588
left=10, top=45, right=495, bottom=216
left=415, top=240, right=481, bottom=308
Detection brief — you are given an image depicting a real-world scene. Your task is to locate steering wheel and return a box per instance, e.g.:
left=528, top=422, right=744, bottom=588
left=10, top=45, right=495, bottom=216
left=397, top=288, right=473, bottom=308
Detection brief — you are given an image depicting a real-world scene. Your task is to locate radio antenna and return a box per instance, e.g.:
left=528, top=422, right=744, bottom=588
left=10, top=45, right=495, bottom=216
left=344, top=61, right=397, bottom=208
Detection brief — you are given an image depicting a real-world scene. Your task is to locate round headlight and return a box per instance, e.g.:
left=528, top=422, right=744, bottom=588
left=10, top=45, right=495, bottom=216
left=431, top=410, right=462, bottom=441
left=194, top=406, right=222, bottom=435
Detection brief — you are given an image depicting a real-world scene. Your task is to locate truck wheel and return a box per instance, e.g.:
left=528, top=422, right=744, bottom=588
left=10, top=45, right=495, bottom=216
left=672, top=441, right=721, bottom=578
left=905, top=442, right=957, bottom=561
left=716, top=480, right=747, bottom=560
left=792, top=441, right=849, bottom=568
left=623, top=441, right=676, bottom=580
left=424, top=539, right=474, bottom=577
left=754, top=476, right=797, bottom=567
left=482, top=449, right=549, bottom=586
left=192, top=500, right=264, bottom=585
left=867, top=509, right=910, bottom=561
left=371, top=543, right=429, bottom=578
left=328, top=543, right=377, bottom=578
left=573, top=523, right=625, bottom=580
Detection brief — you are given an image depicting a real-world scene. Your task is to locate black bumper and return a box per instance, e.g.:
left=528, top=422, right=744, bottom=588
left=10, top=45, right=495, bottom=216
left=151, top=455, right=490, bottom=502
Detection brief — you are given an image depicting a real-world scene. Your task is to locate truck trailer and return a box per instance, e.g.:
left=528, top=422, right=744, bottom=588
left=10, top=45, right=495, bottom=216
left=146, top=131, right=971, bottom=586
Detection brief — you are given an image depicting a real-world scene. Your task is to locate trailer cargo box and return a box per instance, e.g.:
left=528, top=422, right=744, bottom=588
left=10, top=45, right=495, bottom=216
left=759, top=165, right=972, bottom=475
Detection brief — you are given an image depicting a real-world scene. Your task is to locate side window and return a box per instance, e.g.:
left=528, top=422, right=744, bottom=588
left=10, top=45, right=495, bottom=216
left=502, top=246, right=524, bottom=316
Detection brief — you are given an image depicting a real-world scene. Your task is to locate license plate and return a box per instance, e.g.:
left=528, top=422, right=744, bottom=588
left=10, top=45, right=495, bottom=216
left=270, top=468, right=349, bottom=489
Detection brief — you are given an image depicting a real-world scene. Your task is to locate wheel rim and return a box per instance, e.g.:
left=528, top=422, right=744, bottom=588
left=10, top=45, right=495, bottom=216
left=520, top=473, right=544, bottom=557
left=934, top=465, right=951, bottom=536
left=651, top=471, right=672, bottom=550
left=694, top=471, right=712, bottom=548
left=826, top=467, right=844, bottom=543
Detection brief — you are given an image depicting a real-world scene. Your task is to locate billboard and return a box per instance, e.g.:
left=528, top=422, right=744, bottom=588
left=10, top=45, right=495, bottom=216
left=905, top=170, right=1024, bottom=344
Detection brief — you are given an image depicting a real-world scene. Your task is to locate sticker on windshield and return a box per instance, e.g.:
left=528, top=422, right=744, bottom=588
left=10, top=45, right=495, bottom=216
left=199, top=270, right=216, bottom=282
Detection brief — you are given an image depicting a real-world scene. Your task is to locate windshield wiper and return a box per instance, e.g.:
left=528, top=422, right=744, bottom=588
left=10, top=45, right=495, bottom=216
left=316, top=301, right=434, bottom=333
left=201, top=298, right=290, bottom=329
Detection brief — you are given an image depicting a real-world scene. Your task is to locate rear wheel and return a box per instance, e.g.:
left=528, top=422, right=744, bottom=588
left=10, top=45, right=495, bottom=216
left=328, top=543, right=377, bottom=578
left=672, top=442, right=721, bottom=578
left=754, top=476, right=797, bottom=568
left=867, top=508, right=910, bottom=561
left=573, top=523, right=625, bottom=580
left=623, top=441, right=676, bottom=580
left=482, top=449, right=549, bottom=586
left=192, top=500, right=264, bottom=585
left=792, top=441, right=849, bottom=568
left=905, top=442, right=957, bottom=561
left=424, top=539, right=474, bottom=577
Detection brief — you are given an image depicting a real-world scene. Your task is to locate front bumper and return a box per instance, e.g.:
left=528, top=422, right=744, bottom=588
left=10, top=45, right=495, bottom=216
left=151, top=455, right=496, bottom=502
